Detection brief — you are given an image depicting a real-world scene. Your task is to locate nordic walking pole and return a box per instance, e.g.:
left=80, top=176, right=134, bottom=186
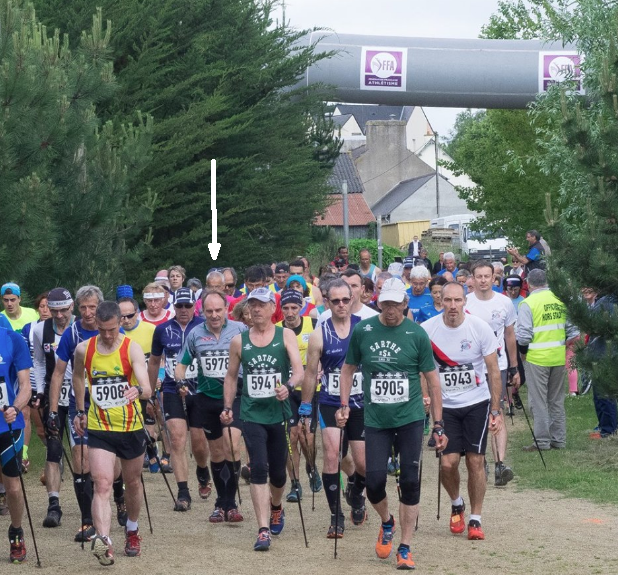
left=513, top=392, right=547, bottom=469
left=140, top=474, right=153, bottom=534
left=392, top=445, right=401, bottom=502
left=4, top=411, right=42, bottom=567
left=436, top=451, right=442, bottom=520
left=227, top=424, right=242, bottom=506
left=279, top=382, right=308, bottom=547
left=80, top=440, right=85, bottom=551
left=153, top=389, right=173, bottom=454
left=415, top=449, right=423, bottom=531
left=334, top=426, right=344, bottom=559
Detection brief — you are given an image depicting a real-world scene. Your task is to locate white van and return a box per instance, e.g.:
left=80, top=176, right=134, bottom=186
left=430, top=214, right=508, bottom=260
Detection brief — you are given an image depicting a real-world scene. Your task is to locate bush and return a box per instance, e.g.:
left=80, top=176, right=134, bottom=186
left=348, top=239, right=405, bottom=268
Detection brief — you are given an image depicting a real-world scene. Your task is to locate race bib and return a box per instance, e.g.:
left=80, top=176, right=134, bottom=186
left=327, top=372, right=363, bottom=397
left=91, top=376, right=129, bottom=409
left=247, top=372, right=280, bottom=399
left=59, top=378, right=72, bottom=407
left=166, top=356, right=198, bottom=380
left=199, top=351, right=229, bottom=378
left=0, top=378, right=8, bottom=410
left=370, top=372, right=409, bottom=404
left=439, top=364, right=475, bottom=395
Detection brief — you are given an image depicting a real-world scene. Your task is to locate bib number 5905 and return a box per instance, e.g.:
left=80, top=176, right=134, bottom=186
left=370, top=375, right=409, bottom=404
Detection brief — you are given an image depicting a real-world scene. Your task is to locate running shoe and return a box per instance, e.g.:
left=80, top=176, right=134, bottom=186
left=351, top=503, right=367, bottom=526
left=174, top=496, right=191, bottom=512
left=450, top=501, right=466, bottom=534
left=467, top=520, right=485, bottom=540
left=269, top=506, right=285, bottom=535
left=116, top=498, right=128, bottom=527
left=253, top=530, right=271, bottom=551
left=159, top=454, right=173, bottom=473
left=148, top=458, right=160, bottom=473
left=0, top=493, right=8, bottom=516
left=198, top=482, right=213, bottom=500
left=308, top=469, right=323, bottom=493
left=209, top=507, right=225, bottom=523
left=285, top=481, right=302, bottom=503
left=43, top=504, right=63, bottom=528
left=124, top=528, right=141, bottom=557
left=240, top=464, right=251, bottom=484
left=326, top=514, right=344, bottom=539
left=226, top=508, right=244, bottom=523
left=9, top=527, right=26, bottom=564
left=375, top=518, right=395, bottom=559
left=396, top=546, right=415, bottom=570
left=91, top=535, right=114, bottom=566
left=494, top=463, right=514, bottom=487
left=75, top=524, right=97, bottom=542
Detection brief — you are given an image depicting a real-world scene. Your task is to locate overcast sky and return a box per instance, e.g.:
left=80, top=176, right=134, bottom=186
left=277, top=0, right=502, bottom=138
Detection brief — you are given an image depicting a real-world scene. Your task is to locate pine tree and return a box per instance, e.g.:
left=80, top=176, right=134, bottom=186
left=0, top=2, right=153, bottom=297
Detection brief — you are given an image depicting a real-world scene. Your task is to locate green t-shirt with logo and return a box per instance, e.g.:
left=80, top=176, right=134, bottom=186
left=240, top=326, right=292, bottom=424
left=345, top=315, right=435, bottom=429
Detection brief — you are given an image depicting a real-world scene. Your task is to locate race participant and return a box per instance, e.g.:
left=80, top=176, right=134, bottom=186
left=33, top=288, right=75, bottom=529
left=20, top=292, right=51, bottom=473
left=337, top=278, right=446, bottom=570
left=1, top=283, right=39, bottom=333
left=175, top=290, right=247, bottom=522
left=222, top=267, right=243, bottom=299
left=168, top=265, right=186, bottom=299
left=220, top=287, right=304, bottom=552
left=289, top=259, right=322, bottom=307
left=301, top=278, right=366, bottom=538
left=48, top=285, right=104, bottom=543
left=228, top=265, right=283, bottom=323
left=285, top=275, right=316, bottom=318
left=422, top=282, right=504, bottom=541
left=359, top=249, right=381, bottom=283
left=317, top=269, right=378, bottom=326
left=195, top=270, right=226, bottom=317
left=148, top=287, right=209, bottom=510
left=415, top=276, right=447, bottom=323
left=436, top=252, right=458, bottom=277
left=140, top=282, right=174, bottom=326
left=406, top=266, right=433, bottom=321
left=0, top=322, right=33, bottom=563
left=466, top=261, right=519, bottom=486
left=73, top=301, right=151, bottom=566
left=272, top=263, right=290, bottom=292
left=276, top=289, right=320, bottom=503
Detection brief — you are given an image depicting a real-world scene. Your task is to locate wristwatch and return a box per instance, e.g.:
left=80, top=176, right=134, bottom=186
left=490, top=409, right=502, bottom=417
left=136, top=386, right=144, bottom=397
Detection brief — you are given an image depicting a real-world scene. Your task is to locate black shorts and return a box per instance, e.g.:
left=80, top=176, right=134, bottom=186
left=196, top=394, right=241, bottom=441
left=162, top=391, right=204, bottom=428
left=287, top=389, right=302, bottom=426
left=0, top=429, right=23, bottom=477
left=319, top=404, right=365, bottom=442
left=88, top=429, right=147, bottom=460
left=442, top=400, right=490, bottom=456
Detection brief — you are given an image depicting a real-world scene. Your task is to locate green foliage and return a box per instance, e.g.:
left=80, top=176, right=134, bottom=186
left=347, top=239, right=405, bottom=268
left=0, top=2, right=153, bottom=296
left=33, top=0, right=337, bottom=288
left=305, top=227, right=343, bottom=275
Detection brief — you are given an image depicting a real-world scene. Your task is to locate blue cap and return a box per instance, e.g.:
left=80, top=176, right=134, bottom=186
left=116, top=285, right=134, bottom=300
left=174, top=287, right=196, bottom=305
left=1, top=282, right=20, bottom=297
left=286, top=274, right=307, bottom=291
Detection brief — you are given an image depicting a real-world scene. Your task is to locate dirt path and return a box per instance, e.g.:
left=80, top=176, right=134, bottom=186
left=7, top=437, right=618, bottom=575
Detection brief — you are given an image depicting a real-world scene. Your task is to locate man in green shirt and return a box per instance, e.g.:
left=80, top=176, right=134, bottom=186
left=337, top=278, right=447, bottom=571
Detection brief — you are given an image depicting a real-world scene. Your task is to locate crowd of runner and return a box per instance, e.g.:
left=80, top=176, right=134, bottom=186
left=0, top=233, right=578, bottom=570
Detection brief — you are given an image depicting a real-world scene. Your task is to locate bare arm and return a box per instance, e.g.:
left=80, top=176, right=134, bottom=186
left=422, top=369, right=443, bottom=423
left=484, top=351, right=504, bottom=434
left=129, top=341, right=151, bottom=400
left=283, top=327, right=304, bottom=389
left=32, top=324, right=46, bottom=395
left=48, top=358, right=68, bottom=412
left=3, top=369, right=30, bottom=425
left=301, top=328, right=322, bottom=404
left=72, top=342, right=87, bottom=412
left=338, top=362, right=357, bottom=408
left=222, top=335, right=241, bottom=410
left=147, top=353, right=162, bottom=390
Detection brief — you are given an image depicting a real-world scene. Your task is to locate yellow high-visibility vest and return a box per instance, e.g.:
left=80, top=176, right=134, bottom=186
left=525, top=289, right=567, bottom=366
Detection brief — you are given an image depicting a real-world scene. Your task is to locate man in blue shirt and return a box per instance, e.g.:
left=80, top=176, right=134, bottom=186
left=507, top=230, right=546, bottom=275
left=0, top=325, right=33, bottom=563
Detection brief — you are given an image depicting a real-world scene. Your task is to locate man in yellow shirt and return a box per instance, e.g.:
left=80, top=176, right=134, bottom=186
left=1, top=283, right=39, bottom=333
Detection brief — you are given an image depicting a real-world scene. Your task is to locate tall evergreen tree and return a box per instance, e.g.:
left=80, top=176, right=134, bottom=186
left=0, top=2, right=153, bottom=297
left=34, top=0, right=337, bottom=286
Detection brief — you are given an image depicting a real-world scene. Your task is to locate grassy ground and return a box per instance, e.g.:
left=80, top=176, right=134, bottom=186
left=508, top=387, right=618, bottom=506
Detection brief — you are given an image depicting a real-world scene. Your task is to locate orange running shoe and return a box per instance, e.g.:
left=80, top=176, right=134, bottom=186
left=396, top=546, right=415, bottom=570
left=467, top=520, right=485, bottom=540
left=375, top=517, right=395, bottom=559
left=450, top=501, right=466, bottom=534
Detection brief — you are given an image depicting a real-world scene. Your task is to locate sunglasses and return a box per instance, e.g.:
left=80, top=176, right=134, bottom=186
left=120, top=312, right=137, bottom=320
left=329, top=297, right=351, bottom=306
left=174, top=303, right=194, bottom=309
left=225, top=284, right=236, bottom=289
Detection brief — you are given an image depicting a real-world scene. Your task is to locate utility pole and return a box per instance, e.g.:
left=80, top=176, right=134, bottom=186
left=434, top=132, right=440, bottom=217
left=342, top=180, right=349, bottom=247
left=377, top=215, right=383, bottom=270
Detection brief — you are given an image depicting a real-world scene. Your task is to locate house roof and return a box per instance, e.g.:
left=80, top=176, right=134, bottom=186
left=327, top=153, right=365, bottom=194
left=371, top=173, right=435, bottom=216
left=316, top=194, right=376, bottom=227
left=334, top=105, right=414, bottom=134
left=332, top=113, right=353, bottom=128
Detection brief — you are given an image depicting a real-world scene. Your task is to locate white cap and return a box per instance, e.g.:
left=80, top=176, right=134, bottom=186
left=378, top=278, right=407, bottom=303
left=247, top=287, right=276, bottom=303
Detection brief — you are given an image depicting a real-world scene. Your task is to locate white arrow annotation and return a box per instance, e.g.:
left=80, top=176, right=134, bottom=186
left=208, top=159, right=221, bottom=260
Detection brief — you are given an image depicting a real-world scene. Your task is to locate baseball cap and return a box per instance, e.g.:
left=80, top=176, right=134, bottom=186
left=334, top=257, right=347, bottom=269
left=403, top=257, right=414, bottom=268
left=387, top=262, right=404, bottom=278
left=378, top=278, right=407, bottom=303
left=504, top=275, right=523, bottom=289
left=116, top=285, right=134, bottom=300
left=1, top=282, right=20, bottom=297
left=174, top=287, right=196, bottom=305
left=275, top=263, right=289, bottom=274
left=247, top=287, right=276, bottom=303
left=280, top=289, right=303, bottom=307
left=47, top=287, right=73, bottom=308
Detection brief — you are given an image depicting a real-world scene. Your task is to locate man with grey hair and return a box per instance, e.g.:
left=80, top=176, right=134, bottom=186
left=437, top=252, right=458, bottom=277
left=222, top=267, right=242, bottom=298
left=406, top=266, right=433, bottom=321
left=514, top=269, right=579, bottom=451
left=48, top=285, right=104, bottom=543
